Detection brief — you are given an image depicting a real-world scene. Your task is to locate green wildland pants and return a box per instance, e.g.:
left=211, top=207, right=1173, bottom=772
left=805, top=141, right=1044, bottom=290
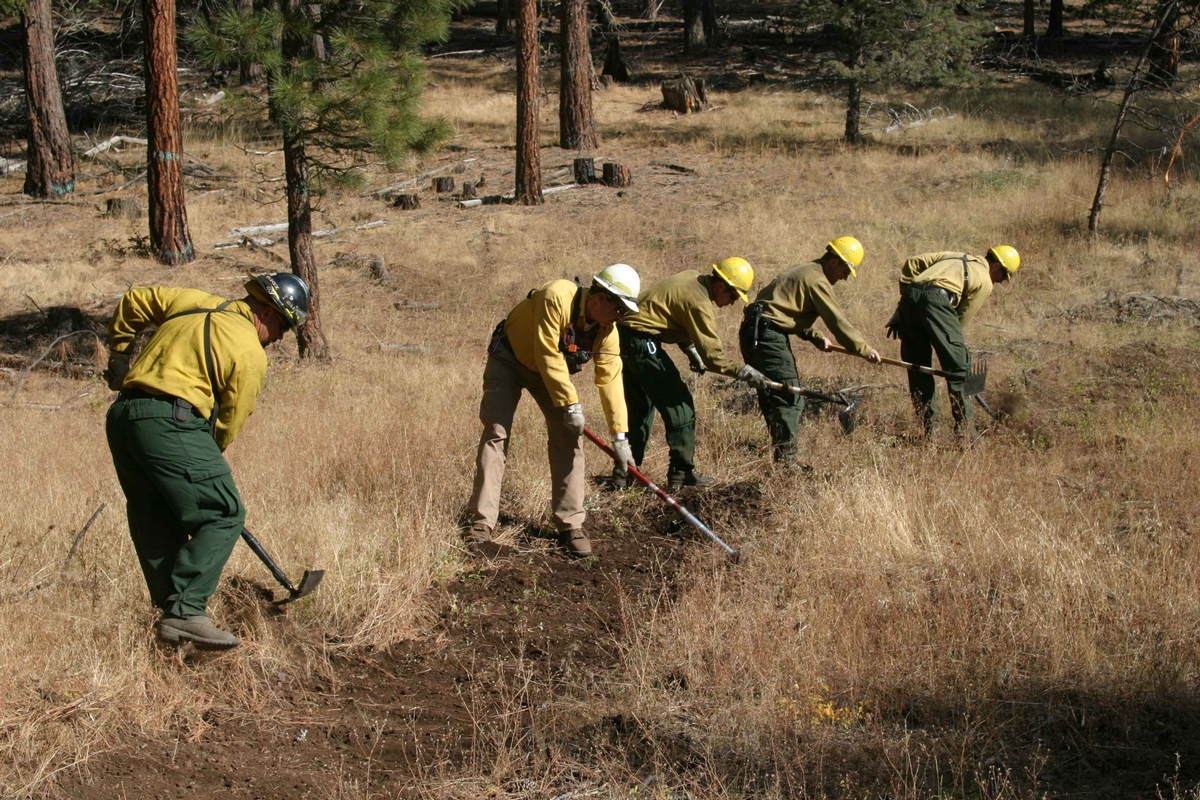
left=739, top=310, right=804, bottom=461
left=619, top=327, right=696, bottom=474
left=897, top=283, right=973, bottom=435
left=106, top=393, right=246, bottom=618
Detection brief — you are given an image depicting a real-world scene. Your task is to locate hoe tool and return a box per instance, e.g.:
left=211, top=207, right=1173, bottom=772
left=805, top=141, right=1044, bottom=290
left=760, top=379, right=859, bottom=434
left=825, top=344, right=988, bottom=397
left=583, top=428, right=740, bottom=563
left=240, top=528, right=325, bottom=605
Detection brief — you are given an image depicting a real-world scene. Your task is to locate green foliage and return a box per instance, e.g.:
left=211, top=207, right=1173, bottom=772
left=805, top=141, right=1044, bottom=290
left=798, top=0, right=989, bottom=87
left=187, top=0, right=463, bottom=178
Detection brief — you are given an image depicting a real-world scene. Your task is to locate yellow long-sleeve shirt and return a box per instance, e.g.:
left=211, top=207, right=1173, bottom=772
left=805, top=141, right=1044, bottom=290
left=899, top=252, right=994, bottom=330
left=620, top=271, right=738, bottom=376
left=110, top=287, right=268, bottom=451
left=504, top=280, right=628, bottom=434
left=753, top=262, right=872, bottom=357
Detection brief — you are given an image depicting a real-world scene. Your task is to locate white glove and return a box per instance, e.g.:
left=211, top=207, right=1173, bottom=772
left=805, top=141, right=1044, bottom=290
left=613, top=435, right=635, bottom=473
left=104, top=351, right=130, bottom=391
left=737, top=364, right=769, bottom=391
left=682, top=344, right=706, bottom=375
left=561, top=402, right=585, bottom=436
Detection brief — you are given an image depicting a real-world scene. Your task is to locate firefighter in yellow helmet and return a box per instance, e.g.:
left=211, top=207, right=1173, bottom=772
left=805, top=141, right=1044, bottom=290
left=614, top=257, right=761, bottom=490
left=739, top=238, right=881, bottom=467
left=886, top=245, right=1020, bottom=437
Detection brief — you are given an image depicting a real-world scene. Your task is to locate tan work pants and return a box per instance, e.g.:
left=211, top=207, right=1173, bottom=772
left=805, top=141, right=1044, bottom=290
left=468, top=346, right=586, bottom=532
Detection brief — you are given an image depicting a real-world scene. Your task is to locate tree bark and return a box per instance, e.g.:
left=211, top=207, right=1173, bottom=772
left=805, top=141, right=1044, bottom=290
left=238, top=0, right=264, bottom=84
left=1047, top=0, right=1064, bottom=39
left=1089, top=1, right=1176, bottom=234
left=282, top=130, right=328, bottom=359
left=1149, top=0, right=1180, bottom=83
left=143, top=0, right=195, bottom=265
left=642, top=0, right=658, bottom=21
left=682, top=0, right=706, bottom=54
left=844, top=44, right=865, bottom=144
left=1023, top=0, right=1035, bottom=39
left=559, top=0, right=597, bottom=150
left=515, top=0, right=542, bottom=204
left=497, top=0, right=511, bottom=36
left=21, top=0, right=75, bottom=198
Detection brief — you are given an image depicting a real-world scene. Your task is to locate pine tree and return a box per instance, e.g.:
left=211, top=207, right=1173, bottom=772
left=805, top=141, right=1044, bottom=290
left=189, top=0, right=457, bottom=359
left=17, top=0, right=76, bottom=198
left=797, top=0, right=986, bottom=144
left=559, top=0, right=596, bottom=150
left=145, top=0, right=195, bottom=265
left=515, top=0, right=542, bottom=204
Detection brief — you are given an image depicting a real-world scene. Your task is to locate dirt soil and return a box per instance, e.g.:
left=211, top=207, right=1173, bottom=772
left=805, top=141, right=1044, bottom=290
left=61, top=483, right=758, bottom=798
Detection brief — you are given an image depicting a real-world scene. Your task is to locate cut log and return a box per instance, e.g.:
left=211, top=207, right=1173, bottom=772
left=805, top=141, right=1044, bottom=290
left=573, top=157, right=596, bottom=185
left=392, top=193, right=420, bottom=210
left=434, top=176, right=455, bottom=193
left=602, top=163, right=631, bottom=188
left=369, top=255, right=391, bottom=284
left=662, top=74, right=707, bottom=113
left=602, top=34, right=631, bottom=83
left=104, top=197, right=142, bottom=218
left=461, top=181, right=477, bottom=199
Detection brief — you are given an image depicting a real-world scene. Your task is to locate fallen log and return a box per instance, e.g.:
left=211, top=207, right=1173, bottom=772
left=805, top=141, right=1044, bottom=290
left=82, top=135, right=148, bottom=158
left=458, top=183, right=580, bottom=208
left=216, top=220, right=386, bottom=247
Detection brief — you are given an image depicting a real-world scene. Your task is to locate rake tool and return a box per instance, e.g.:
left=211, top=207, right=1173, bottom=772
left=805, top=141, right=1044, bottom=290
left=825, top=344, right=988, bottom=396
left=760, top=379, right=860, bottom=434
left=583, top=428, right=740, bottom=563
left=240, top=528, right=325, bottom=605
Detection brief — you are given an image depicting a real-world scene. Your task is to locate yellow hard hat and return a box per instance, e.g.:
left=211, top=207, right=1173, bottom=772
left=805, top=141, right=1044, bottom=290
left=712, top=257, right=755, bottom=302
left=987, top=245, right=1021, bottom=275
left=827, top=236, right=865, bottom=276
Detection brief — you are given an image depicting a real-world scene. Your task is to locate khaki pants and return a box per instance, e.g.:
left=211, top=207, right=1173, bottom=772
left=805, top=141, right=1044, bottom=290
left=468, top=346, right=586, bottom=532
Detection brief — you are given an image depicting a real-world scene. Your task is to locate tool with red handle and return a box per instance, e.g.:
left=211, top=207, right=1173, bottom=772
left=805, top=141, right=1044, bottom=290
left=583, top=428, right=739, bottom=562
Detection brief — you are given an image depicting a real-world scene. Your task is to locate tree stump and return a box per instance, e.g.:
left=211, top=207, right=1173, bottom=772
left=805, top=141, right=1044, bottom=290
left=662, top=74, right=707, bottom=113
left=595, top=74, right=615, bottom=90
left=602, top=34, right=631, bottom=83
left=433, top=176, right=455, bottom=193
left=104, top=197, right=142, bottom=218
left=461, top=181, right=477, bottom=199
left=392, top=193, right=420, bottom=210
left=573, top=157, right=596, bottom=185
left=602, top=162, right=631, bottom=188
left=369, top=255, right=391, bottom=284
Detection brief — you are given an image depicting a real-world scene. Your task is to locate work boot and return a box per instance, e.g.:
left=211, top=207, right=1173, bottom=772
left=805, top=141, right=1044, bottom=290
left=558, top=528, right=592, bottom=558
left=608, top=468, right=632, bottom=490
left=464, top=522, right=494, bottom=544
left=667, top=470, right=716, bottom=491
left=156, top=614, right=238, bottom=650
left=774, top=456, right=814, bottom=476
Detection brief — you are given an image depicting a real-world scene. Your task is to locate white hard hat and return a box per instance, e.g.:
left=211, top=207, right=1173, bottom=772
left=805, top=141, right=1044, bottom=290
left=592, top=263, right=641, bottom=314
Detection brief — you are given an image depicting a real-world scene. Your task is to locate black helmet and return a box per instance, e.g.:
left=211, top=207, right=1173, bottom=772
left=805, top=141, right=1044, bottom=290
left=245, top=272, right=311, bottom=330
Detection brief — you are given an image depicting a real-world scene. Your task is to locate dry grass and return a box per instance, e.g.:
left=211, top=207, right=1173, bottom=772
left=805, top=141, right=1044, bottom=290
left=2, top=59, right=1200, bottom=798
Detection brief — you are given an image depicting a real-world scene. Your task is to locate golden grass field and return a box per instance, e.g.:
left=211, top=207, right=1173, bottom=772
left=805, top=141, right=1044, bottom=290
left=2, top=48, right=1200, bottom=798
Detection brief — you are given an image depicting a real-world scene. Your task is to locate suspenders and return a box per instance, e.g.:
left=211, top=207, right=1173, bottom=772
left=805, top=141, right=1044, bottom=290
left=162, top=301, right=232, bottom=435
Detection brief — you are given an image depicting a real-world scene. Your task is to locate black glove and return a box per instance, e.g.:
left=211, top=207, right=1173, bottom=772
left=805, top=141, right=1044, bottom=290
left=885, top=307, right=902, bottom=340
left=104, top=352, right=130, bottom=391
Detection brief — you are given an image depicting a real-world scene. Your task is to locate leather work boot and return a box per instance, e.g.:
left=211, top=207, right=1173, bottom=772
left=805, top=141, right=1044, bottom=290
left=157, top=615, right=238, bottom=650
left=464, top=522, right=494, bottom=544
left=667, top=470, right=716, bottom=491
left=559, top=528, right=592, bottom=558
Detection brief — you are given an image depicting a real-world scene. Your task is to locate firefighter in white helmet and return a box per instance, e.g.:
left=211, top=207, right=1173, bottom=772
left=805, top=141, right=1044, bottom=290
left=466, top=264, right=640, bottom=557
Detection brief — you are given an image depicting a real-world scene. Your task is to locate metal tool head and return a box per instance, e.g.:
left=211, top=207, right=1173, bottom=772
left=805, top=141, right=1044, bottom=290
left=964, top=357, right=988, bottom=396
left=835, top=391, right=860, bottom=434
left=275, top=569, right=325, bottom=606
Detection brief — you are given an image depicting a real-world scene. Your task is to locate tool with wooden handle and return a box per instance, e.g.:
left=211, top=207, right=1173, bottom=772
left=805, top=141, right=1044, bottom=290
left=824, top=344, right=988, bottom=395
left=759, top=379, right=859, bottom=434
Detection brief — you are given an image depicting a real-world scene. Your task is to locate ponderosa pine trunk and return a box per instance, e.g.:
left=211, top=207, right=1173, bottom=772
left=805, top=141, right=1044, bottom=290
left=497, top=0, right=511, bottom=35
left=238, top=0, right=264, bottom=84
left=844, top=43, right=865, bottom=144
left=643, top=0, right=658, bottom=20
left=683, top=0, right=706, bottom=54
left=1023, top=0, right=1035, bottom=39
left=22, top=0, right=75, bottom=198
left=1047, top=0, right=1064, bottom=39
left=283, top=131, right=328, bottom=359
left=515, top=0, right=542, bottom=204
left=1149, top=0, right=1180, bottom=83
left=559, top=0, right=597, bottom=150
left=144, top=0, right=195, bottom=265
